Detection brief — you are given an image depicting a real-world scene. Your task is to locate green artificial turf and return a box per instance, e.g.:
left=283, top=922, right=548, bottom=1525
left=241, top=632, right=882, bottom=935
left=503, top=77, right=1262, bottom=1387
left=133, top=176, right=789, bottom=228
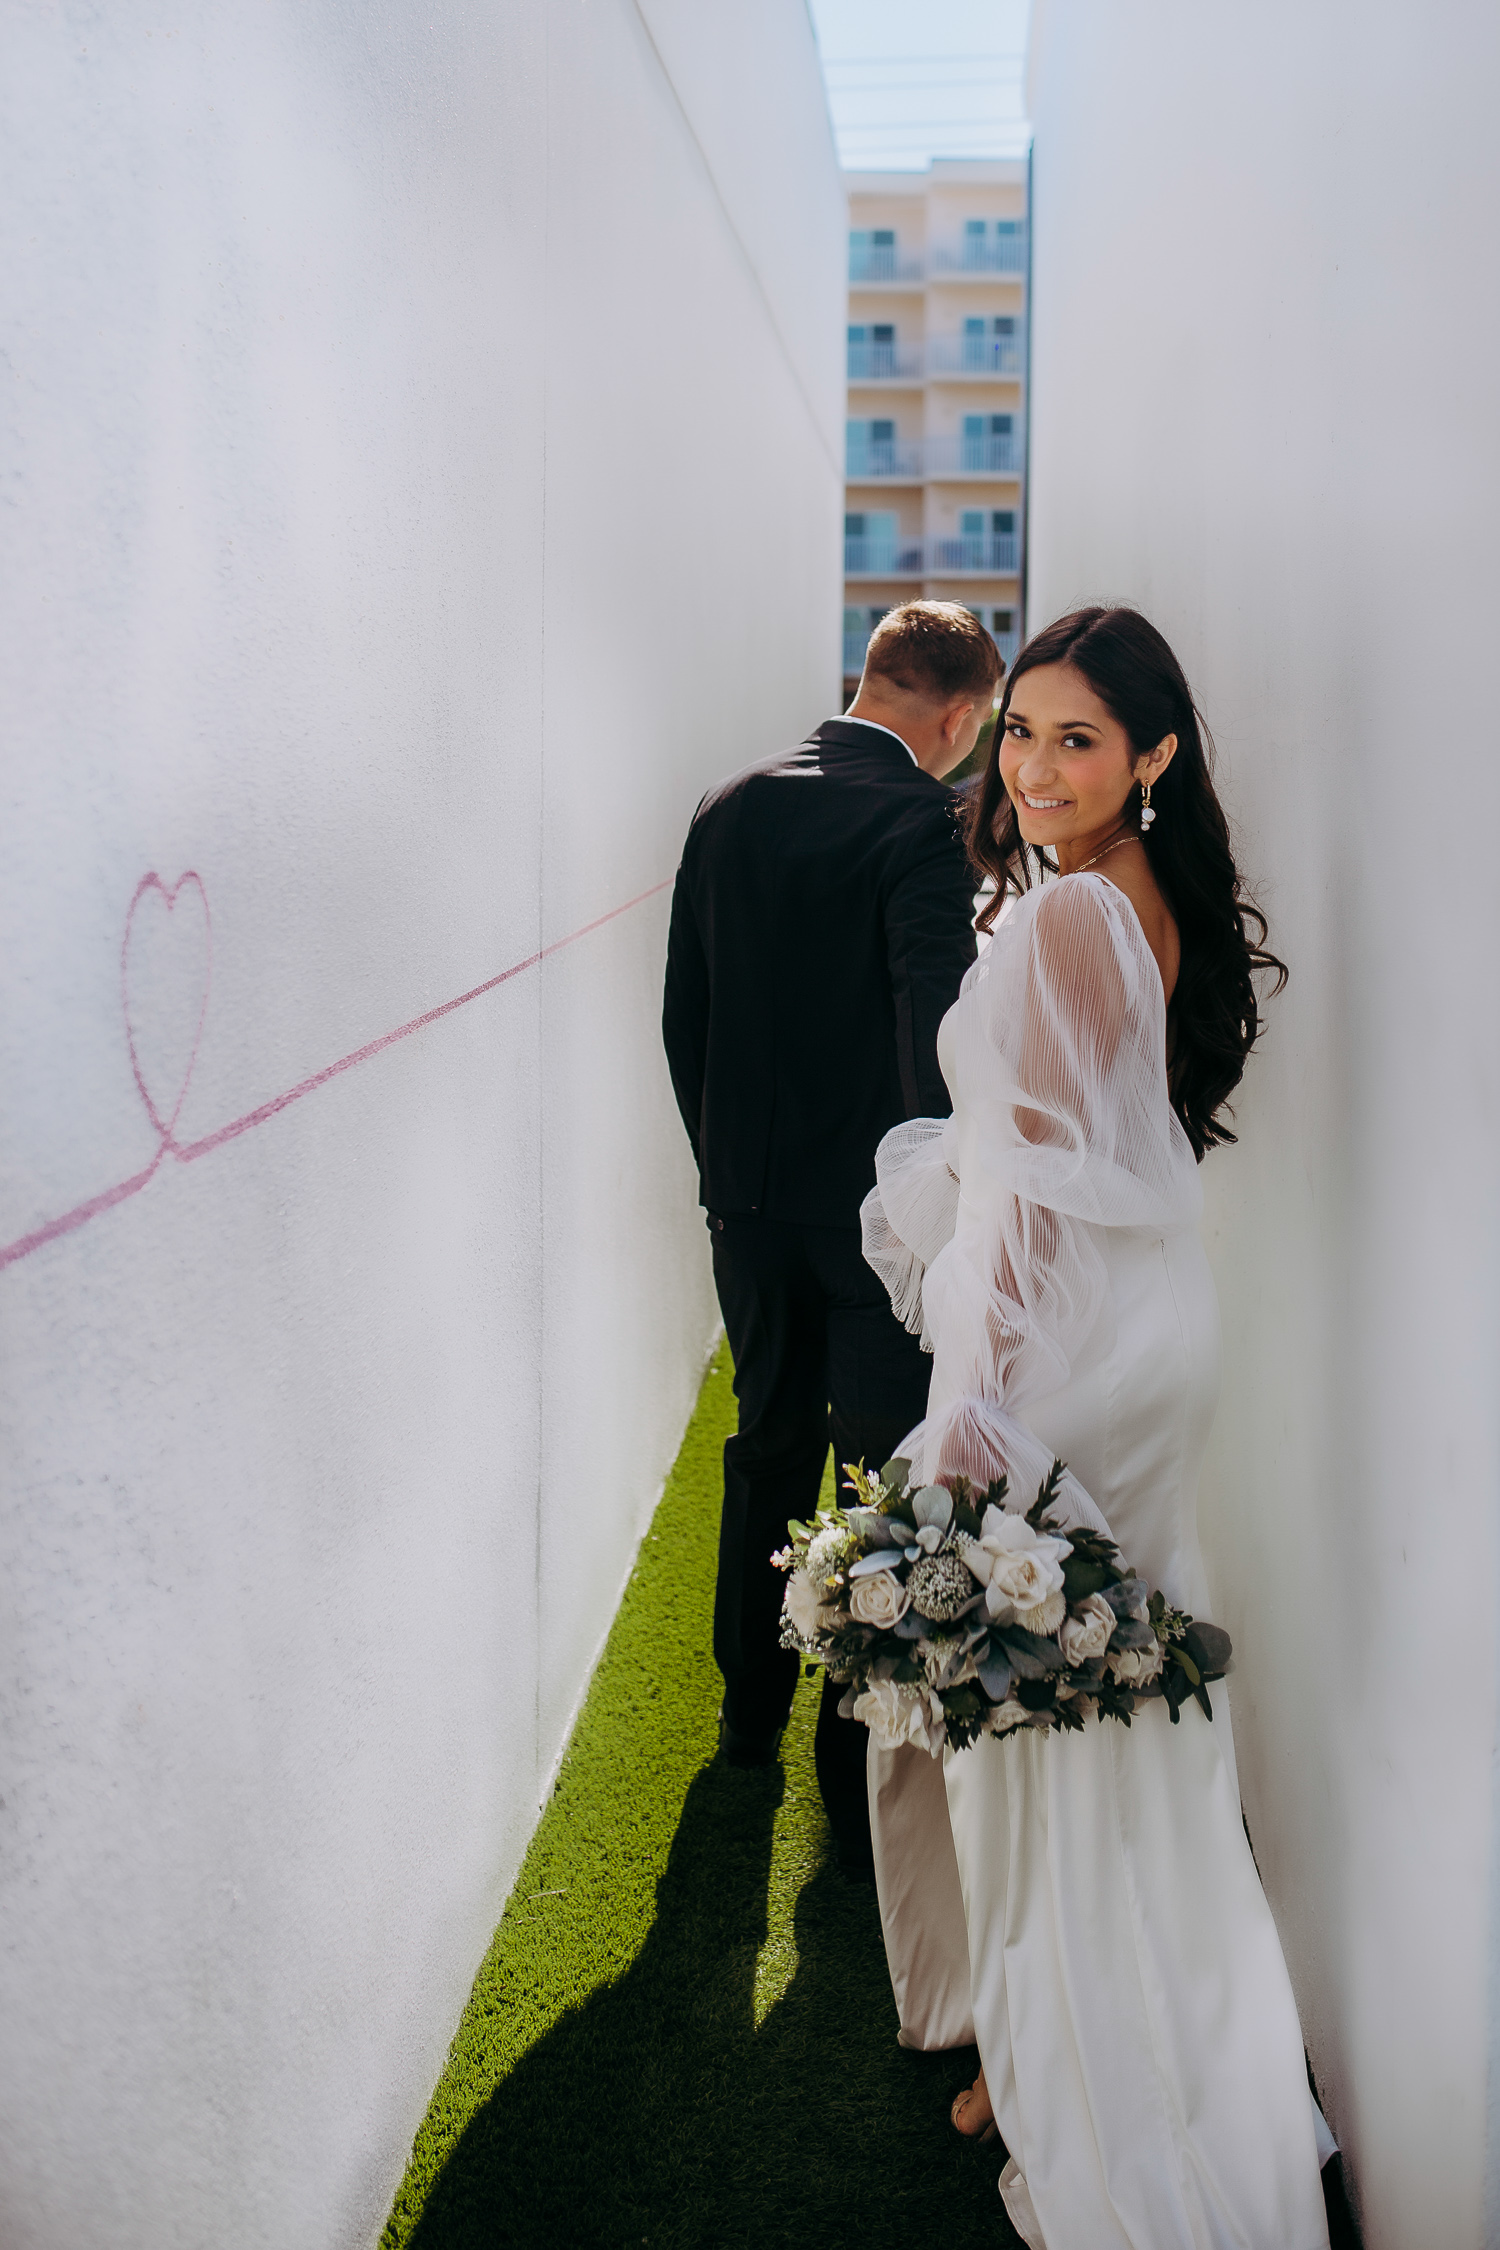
left=381, top=1340, right=1020, bottom=2250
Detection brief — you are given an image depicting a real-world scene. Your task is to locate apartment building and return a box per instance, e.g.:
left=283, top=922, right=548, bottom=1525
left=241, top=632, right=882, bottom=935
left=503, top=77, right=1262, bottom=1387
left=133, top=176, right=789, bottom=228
left=843, top=157, right=1027, bottom=694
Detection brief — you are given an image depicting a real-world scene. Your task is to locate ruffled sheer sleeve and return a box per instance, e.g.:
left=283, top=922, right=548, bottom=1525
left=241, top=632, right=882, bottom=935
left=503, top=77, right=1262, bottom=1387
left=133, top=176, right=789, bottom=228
left=861, top=1116, right=961, bottom=1350
left=866, top=874, right=1200, bottom=1533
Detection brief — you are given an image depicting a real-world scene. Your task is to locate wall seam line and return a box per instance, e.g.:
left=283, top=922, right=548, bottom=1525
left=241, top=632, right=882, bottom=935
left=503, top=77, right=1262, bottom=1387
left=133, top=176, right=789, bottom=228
left=628, top=0, right=842, bottom=483
left=535, top=1, right=551, bottom=1797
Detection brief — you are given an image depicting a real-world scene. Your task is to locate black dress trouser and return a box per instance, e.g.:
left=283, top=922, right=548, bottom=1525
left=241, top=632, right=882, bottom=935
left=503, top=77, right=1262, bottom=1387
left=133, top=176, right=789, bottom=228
left=708, top=1210, right=934, bottom=1863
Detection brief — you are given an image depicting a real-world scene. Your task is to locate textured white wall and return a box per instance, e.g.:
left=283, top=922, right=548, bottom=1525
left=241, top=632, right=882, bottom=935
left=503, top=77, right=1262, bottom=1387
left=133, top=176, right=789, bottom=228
left=1025, top=6, right=1500, bottom=2244
left=0, top=5, right=843, bottom=2246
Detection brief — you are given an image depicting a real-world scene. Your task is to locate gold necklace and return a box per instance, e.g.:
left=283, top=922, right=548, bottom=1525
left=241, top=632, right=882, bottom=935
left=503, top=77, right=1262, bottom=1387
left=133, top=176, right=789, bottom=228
left=1073, top=831, right=1135, bottom=876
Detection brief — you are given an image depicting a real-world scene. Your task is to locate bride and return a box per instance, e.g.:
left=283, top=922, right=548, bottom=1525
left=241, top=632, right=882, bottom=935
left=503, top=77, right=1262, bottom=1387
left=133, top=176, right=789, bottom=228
left=860, top=607, right=1331, bottom=2248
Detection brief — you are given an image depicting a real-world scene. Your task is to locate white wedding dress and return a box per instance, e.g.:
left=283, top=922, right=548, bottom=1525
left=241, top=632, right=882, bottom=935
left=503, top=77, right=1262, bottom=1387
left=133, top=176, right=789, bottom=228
left=861, top=872, right=1329, bottom=2250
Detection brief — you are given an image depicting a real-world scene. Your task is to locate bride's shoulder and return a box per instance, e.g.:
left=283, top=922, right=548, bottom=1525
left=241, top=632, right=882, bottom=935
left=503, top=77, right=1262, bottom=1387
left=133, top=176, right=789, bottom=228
left=979, top=876, right=1158, bottom=1029
left=997, top=872, right=1134, bottom=951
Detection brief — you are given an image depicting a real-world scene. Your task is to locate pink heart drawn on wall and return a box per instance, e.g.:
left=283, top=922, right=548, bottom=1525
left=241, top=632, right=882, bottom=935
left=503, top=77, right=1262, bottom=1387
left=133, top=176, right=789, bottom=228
left=1, top=864, right=671, bottom=1273
left=121, top=872, right=212, bottom=1146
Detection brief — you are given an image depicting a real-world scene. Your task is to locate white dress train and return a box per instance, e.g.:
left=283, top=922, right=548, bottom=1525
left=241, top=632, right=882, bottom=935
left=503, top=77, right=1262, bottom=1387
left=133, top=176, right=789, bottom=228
left=861, top=874, right=1328, bottom=2250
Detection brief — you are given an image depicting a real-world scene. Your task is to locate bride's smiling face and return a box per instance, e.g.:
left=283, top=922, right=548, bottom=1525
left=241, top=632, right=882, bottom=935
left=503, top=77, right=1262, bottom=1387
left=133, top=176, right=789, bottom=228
left=1000, top=661, right=1175, bottom=856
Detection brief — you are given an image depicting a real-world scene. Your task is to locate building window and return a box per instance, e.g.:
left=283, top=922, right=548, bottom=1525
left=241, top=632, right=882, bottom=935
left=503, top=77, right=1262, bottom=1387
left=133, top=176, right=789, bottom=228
left=991, top=606, right=1019, bottom=661
left=845, top=510, right=899, bottom=571
left=961, top=413, right=1018, bottom=470
left=843, top=603, right=894, bottom=675
left=848, top=322, right=897, bottom=378
left=849, top=226, right=898, bottom=281
left=954, top=512, right=1017, bottom=570
left=960, top=218, right=1025, bottom=272
left=962, top=320, right=1022, bottom=374
left=846, top=418, right=899, bottom=474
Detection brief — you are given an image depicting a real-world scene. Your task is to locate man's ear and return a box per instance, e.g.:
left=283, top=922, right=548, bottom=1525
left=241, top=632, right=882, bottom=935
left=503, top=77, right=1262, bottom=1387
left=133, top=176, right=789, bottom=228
left=943, top=696, right=980, bottom=745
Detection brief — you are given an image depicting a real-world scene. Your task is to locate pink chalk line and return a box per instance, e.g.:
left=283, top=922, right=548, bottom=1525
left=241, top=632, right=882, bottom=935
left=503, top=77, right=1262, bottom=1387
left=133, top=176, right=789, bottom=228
left=0, top=872, right=673, bottom=1275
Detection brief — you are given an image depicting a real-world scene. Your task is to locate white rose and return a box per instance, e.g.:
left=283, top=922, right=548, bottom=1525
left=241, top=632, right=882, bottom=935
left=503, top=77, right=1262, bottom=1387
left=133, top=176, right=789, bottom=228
left=1058, top=1593, right=1117, bottom=1668
left=985, top=1698, right=1035, bottom=1734
left=1109, top=1637, right=1164, bottom=1687
left=988, top=1544, right=1068, bottom=1619
left=852, top=1678, right=934, bottom=1753
left=784, top=1569, right=835, bottom=1642
left=849, top=1568, right=910, bottom=1628
left=962, top=1507, right=1072, bottom=1624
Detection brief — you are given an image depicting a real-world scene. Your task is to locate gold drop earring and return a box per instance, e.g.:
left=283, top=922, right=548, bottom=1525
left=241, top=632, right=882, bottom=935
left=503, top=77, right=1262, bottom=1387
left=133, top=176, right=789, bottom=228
left=1140, top=781, right=1155, bottom=833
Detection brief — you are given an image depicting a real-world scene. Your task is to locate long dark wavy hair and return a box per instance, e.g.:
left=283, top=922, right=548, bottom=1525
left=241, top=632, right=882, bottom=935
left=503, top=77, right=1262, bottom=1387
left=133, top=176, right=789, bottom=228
left=964, top=606, right=1287, bottom=1160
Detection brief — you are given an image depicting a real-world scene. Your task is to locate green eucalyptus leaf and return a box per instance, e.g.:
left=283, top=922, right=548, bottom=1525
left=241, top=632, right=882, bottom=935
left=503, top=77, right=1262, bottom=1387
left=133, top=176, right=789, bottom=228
left=1167, top=1644, right=1202, bottom=1687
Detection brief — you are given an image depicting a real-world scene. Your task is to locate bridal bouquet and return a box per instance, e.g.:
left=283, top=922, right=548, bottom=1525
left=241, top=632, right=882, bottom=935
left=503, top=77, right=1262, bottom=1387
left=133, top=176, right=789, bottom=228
left=774, top=1457, right=1231, bottom=1756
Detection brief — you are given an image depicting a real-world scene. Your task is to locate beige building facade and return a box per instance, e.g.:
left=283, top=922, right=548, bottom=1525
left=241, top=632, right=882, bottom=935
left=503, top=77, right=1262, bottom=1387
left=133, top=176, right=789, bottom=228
left=843, top=156, right=1027, bottom=691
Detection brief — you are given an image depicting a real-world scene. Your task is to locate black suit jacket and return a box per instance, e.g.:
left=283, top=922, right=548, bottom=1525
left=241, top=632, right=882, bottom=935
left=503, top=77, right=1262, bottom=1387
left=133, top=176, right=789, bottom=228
left=662, top=718, right=977, bottom=1227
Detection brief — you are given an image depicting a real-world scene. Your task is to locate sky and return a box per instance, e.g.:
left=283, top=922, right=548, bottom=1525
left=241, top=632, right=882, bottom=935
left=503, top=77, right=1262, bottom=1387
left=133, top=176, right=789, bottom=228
left=807, top=0, right=1033, bottom=172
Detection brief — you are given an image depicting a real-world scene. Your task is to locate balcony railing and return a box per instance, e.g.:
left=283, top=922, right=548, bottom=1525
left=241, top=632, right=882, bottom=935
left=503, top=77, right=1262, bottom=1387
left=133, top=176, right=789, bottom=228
left=849, top=245, right=925, bottom=283
left=993, top=630, right=1020, bottom=671
left=845, top=435, right=924, bottom=479
left=928, top=331, right=1026, bottom=378
left=929, top=230, right=1028, bottom=276
left=924, top=431, right=1026, bottom=476
left=844, top=535, right=924, bottom=575
left=927, top=534, right=1020, bottom=574
left=846, top=339, right=925, bottom=381
left=844, top=536, right=1021, bottom=576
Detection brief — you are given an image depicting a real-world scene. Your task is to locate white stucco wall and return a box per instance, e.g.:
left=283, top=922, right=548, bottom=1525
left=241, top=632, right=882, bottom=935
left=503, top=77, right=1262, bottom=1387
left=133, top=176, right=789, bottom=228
left=1025, top=6, right=1500, bottom=2244
left=0, top=6, right=843, bottom=2246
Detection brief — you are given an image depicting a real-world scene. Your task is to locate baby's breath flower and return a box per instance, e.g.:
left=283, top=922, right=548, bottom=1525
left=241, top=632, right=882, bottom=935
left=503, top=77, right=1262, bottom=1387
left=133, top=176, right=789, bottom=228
left=907, top=1551, right=978, bottom=1622
left=806, top=1525, right=858, bottom=1591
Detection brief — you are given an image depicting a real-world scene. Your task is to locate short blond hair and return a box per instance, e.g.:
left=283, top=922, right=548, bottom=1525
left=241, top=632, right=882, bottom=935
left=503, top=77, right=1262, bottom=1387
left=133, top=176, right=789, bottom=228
left=863, top=601, right=1003, bottom=701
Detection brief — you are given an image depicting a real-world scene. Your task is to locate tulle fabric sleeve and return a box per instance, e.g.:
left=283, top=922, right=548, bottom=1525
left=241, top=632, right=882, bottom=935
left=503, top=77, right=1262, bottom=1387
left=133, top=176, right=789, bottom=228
left=860, top=1117, right=961, bottom=1352
left=874, top=875, right=1200, bottom=1535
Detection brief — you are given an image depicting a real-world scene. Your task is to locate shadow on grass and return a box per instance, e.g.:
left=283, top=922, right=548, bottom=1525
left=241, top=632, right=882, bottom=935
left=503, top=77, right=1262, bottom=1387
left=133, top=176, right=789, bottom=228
left=403, top=1757, right=1017, bottom=2250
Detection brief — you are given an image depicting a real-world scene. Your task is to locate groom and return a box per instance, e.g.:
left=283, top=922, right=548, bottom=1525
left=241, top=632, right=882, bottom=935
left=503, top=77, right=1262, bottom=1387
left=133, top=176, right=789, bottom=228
left=662, top=601, right=999, bottom=1874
